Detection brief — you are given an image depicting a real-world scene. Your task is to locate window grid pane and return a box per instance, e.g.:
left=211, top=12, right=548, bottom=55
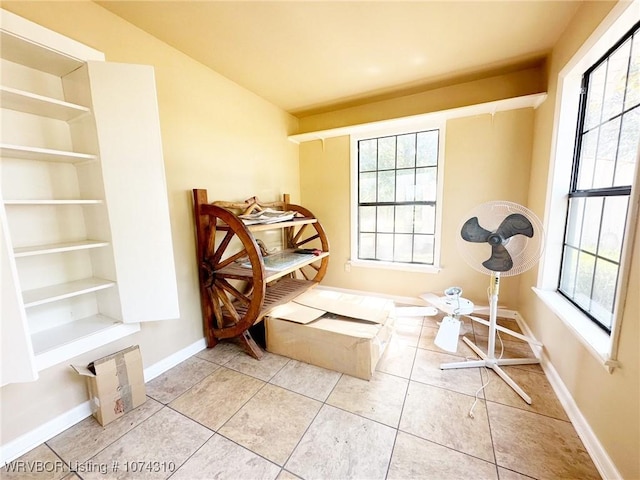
left=396, top=169, right=415, bottom=202
left=359, top=139, right=377, bottom=172
left=591, top=117, right=620, bottom=189
left=625, top=33, right=640, bottom=108
left=559, top=22, right=639, bottom=333
left=378, top=136, right=396, bottom=170
left=601, top=38, right=631, bottom=121
left=580, top=197, right=604, bottom=255
left=377, top=170, right=395, bottom=202
left=416, top=131, right=438, bottom=166
left=357, top=129, right=439, bottom=265
left=613, top=106, right=640, bottom=186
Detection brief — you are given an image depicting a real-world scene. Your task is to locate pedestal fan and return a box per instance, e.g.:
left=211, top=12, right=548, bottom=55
left=440, top=200, right=544, bottom=404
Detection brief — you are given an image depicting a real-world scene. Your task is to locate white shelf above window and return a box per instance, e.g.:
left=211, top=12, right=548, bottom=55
left=22, top=277, right=115, bottom=308
left=288, top=92, right=548, bottom=144
left=0, top=85, right=90, bottom=120
left=14, top=240, right=110, bottom=257
left=0, top=143, right=97, bottom=163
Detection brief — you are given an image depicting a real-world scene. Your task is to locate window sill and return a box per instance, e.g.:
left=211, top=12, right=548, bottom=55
left=349, top=259, right=441, bottom=274
left=532, top=287, right=618, bottom=372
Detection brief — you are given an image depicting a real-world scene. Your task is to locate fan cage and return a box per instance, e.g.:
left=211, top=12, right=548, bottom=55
left=456, top=201, right=544, bottom=277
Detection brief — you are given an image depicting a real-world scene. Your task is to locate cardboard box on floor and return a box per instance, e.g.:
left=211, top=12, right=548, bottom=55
left=265, top=289, right=395, bottom=380
left=71, top=345, right=146, bottom=426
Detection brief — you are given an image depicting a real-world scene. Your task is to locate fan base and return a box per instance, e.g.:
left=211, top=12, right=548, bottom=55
left=441, top=337, right=539, bottom=404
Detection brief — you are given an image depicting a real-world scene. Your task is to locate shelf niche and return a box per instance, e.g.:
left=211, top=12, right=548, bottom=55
left=1, top=9, right=180, bottom=385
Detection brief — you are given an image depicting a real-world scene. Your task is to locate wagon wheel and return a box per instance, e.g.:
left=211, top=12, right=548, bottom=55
left=197, top=204, right=266, bottom=358
left=285, top=204, right=330, bottom=283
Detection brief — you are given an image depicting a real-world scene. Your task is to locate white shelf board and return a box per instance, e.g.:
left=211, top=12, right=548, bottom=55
left=22, top=277, right=116, bottom=308
left=3, top=199, right=103, bottom=205
left=0, top=86, right=90, bottom=120
left=14, top=240, right=110, bottom=257
left=0, top=30, right=86, bottom=77
left=32, top=315, right=140, bottom=372
left=288, top=92, right=548, bottom=144
left=0, top=143, right=97, bottom=163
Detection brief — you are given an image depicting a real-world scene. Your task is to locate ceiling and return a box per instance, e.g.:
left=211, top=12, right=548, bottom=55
left=97, top=1, right=582, bottom=116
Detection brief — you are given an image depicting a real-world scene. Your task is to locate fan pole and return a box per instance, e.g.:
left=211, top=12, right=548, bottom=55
left=440, top=271, right=541, bottom=405
left=487, top=272, right=500, bottom=360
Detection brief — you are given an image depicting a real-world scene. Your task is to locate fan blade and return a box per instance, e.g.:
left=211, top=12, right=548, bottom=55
left=496, top=213, right=534, bottom=240
left=434, top=316, right=461, bottom=353
left=460, top=217, right=491, bottom=242
left=482, top=244, right=513, bottom=271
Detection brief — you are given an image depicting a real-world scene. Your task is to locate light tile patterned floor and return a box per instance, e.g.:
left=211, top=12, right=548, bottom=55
left=2, top=312, right=601, bottom=479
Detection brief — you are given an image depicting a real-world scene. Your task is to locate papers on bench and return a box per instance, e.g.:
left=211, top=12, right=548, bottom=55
left=239, top=208, right=296, bottom=225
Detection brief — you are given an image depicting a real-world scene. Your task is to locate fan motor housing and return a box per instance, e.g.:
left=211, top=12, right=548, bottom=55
left=487, top=234, right=503, bottom=246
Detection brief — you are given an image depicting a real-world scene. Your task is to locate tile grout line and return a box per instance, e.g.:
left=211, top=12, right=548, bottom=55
left=276, top=373, right=345, bottom=480
left=161, top=413, right=215, bottom=480
left=379, top=315, right=422, bottom=480
left=481, top=368, right=501, bottom=477
left=395, top=430, right=501, bottom=470
left=158, top=352, right=279, bottom=476
left=45, top=401, right=167, bottom=479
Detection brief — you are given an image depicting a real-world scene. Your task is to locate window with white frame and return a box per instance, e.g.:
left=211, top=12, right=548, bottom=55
left=558, top=21, right=639, bottom=334
left=353, top=128, right=441, bottom=268
left=536, top=3, right=639, bottom=366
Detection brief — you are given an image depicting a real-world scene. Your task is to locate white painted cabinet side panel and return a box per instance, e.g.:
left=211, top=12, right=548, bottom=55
left=86, top=61, right=179, bottom=322
left=0, top=206, right=38, bottom=385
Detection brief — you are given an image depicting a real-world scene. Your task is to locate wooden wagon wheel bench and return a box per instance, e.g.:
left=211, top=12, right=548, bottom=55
left=192, top=189, right=330, bottom=359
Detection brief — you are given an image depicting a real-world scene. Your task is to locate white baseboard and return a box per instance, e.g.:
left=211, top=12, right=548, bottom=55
left=0, top=401, right=92, bottom=466
left=1, top=337, right=207, bottom=466
left=143, top=337, right=207, bottom=383
left=515, top=312, right=621, bottom=480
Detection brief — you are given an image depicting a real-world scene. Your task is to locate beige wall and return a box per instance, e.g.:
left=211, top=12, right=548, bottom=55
left=300, top=107, right=535, bottom=306
left=1, top=1, right=637, bottom=477
left=0, top=1, right=299, bottom=445
left=297, top=65, right=545, bottom=134
left=518, top=1, right=639, bottom=478
left=299, top=1, right=639, bottom=477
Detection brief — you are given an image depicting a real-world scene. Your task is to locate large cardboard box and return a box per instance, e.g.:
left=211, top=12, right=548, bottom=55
left=265, top=290, right=394, bottom=380
left=72, top=345, right=146, bottom=426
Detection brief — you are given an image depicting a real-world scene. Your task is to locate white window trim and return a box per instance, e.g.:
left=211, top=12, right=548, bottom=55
left=536, top=0, right=640, bottom=372
left=350, top=120, right=446, bottom=273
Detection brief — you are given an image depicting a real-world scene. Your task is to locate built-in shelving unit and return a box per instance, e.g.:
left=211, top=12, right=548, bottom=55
left=1, top=9, right=180, bottom=385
